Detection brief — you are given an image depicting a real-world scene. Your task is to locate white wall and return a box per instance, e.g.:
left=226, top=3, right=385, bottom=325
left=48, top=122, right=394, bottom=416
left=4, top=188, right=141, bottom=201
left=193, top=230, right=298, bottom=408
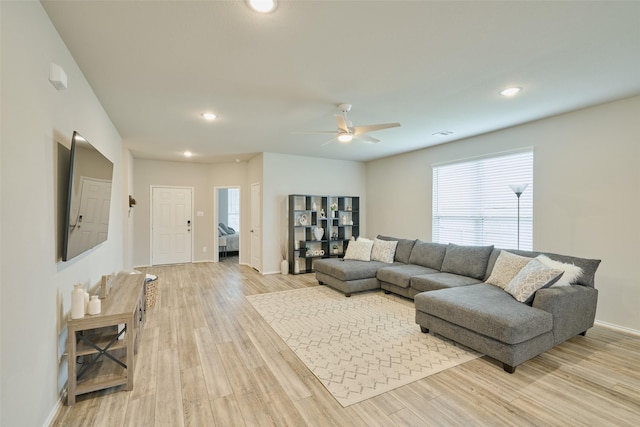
left=261, top=153, right=367, bottom=274
left=132, top=159, right=250, bottom=266
left=0, top=2, right=124, bottom=426
left=123, top=148, right=135, bottom=269
left=367, top=95, right=640, bottom=331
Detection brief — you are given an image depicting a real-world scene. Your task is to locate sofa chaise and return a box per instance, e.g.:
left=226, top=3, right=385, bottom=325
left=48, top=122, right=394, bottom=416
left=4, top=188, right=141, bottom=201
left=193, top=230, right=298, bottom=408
left=314, top=236, right=601, bottom=372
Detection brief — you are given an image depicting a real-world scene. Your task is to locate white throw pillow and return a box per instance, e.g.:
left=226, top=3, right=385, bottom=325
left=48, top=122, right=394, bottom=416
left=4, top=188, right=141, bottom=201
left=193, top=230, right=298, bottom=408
left=536, top=254, right=583, bottom=287
left=504, top=258, right=564, bottom=304
left=344, top=239, right=374, bottom=261
left=485, top=251, right=532, bottom=289
left=370, top=238, right=398, bottom=264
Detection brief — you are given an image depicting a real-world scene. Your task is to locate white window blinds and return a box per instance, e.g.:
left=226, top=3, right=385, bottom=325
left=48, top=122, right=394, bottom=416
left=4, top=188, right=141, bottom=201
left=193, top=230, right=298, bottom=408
left=432, top=149, right=533, bottom=250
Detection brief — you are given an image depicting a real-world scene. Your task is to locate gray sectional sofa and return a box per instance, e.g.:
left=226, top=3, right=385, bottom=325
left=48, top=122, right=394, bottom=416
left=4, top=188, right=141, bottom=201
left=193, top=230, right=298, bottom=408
left=314, top=236, right=601, bottom=373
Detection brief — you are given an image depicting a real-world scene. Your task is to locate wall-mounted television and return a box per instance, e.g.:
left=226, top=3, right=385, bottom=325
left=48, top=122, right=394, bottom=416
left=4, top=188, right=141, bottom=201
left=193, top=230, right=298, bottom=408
left=62, top=131, right=114, bottom=261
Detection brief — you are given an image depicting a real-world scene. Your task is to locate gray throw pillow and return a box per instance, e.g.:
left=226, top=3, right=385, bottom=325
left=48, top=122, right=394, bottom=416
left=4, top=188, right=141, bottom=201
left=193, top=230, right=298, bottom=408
left=408, top=240, right=448, bottom=270
left=440, top=243, right=494, bottom=280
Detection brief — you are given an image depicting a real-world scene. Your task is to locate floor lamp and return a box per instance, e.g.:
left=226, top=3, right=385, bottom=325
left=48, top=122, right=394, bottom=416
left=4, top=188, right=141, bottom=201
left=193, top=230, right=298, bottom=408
left=509, top=183, right=528, bottom=249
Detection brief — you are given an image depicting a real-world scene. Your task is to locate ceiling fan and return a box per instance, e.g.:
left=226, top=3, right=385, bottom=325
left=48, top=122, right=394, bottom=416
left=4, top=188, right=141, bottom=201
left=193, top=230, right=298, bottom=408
left=300, top=103, right=401, bottom=145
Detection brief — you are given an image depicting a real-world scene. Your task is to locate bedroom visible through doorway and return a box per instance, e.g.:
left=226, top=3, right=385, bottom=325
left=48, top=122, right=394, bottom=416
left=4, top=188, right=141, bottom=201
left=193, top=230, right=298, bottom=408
left=215, top=186, right=240, bottom=263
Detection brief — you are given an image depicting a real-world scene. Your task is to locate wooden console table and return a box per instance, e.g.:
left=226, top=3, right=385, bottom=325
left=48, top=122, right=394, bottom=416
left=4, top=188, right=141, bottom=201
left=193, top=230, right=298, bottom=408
left=66, top=273, right=145, bottom=405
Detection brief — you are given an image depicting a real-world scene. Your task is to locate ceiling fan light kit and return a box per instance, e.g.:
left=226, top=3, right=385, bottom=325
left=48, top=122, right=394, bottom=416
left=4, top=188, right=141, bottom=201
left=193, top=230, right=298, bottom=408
left=302, top=103, right=401, bottom=146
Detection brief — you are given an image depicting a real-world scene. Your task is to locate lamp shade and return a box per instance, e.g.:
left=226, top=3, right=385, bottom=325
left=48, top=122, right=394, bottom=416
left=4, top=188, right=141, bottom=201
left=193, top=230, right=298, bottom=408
left=509, top=183, right=529, bottom=196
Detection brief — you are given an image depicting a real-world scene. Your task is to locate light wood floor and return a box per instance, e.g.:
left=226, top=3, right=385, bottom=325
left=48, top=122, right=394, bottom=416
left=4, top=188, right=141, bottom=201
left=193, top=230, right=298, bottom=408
left=53, top=261, right=640, bottom=426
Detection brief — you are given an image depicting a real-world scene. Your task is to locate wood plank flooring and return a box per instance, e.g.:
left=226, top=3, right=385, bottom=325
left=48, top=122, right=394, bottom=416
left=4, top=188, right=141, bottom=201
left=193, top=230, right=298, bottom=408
left=53, top=260, right=640, bottom=426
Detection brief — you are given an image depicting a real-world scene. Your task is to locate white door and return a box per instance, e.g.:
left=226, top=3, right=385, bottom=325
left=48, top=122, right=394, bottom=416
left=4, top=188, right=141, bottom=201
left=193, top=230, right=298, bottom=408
left=250, top=182, right=261, bottom=272
left=151, top=186, right=193, bottom=265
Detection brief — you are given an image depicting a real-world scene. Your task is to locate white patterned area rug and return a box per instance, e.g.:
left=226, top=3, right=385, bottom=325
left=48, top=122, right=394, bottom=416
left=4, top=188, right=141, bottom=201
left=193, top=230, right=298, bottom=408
left=246, top=286, right=480, bottom=407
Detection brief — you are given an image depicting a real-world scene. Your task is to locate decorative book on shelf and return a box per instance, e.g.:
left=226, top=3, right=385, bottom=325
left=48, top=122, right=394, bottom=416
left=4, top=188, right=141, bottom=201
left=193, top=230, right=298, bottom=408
left=287, top=194, right=360, bottom=274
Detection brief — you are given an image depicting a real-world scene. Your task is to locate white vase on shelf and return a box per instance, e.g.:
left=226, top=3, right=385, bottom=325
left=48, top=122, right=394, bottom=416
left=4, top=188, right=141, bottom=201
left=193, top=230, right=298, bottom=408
left=281, top=259, right=288, bottom=275
left=313, top=227, right=324, bottom=241
left=294, top=260, right=300, bottom=274
left=88, top=295, right=101, bottom=315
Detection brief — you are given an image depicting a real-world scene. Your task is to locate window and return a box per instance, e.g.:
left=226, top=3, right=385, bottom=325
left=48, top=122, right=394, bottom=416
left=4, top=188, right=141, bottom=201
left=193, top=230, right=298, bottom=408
left=432, top=149, right=533, bottom=250
left=227, top=188, right=240, bottom=231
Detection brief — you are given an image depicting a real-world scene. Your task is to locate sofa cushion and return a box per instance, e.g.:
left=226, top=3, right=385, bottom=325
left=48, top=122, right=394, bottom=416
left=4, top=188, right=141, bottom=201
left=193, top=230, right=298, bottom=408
left=314, top=258, right=388, bottom=282
left=377, top=235, right=416, bottom=264
left=536, top=255, right=582, bottom=287
left=485, top=250, right=532, bottom=289
left=411, top=272, right=482, bottom=293
left=408, top=240, right=448, bottom=270
left=414, top=283, right=553, bottom=344
left=504, top=258, right=564, bottom=304
left=371, top=238, right=398, bottom=263
left=440, top=243, right=494, bottom=280
left=377, top=264, right=439, bottom=289
left=343, top=239, right=374, bottom=261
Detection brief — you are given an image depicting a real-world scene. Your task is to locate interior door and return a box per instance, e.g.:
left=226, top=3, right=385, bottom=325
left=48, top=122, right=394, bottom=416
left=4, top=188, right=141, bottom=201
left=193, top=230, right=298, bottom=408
left=250, top=182, right=261, bottom=272
left=151, top=186, right=193, bottom=265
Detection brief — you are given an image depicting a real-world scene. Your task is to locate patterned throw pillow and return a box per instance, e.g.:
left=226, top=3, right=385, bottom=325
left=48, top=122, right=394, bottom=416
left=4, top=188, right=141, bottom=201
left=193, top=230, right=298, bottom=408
left=343, top=239, right=374, bottom=261
left=485, top=250, right=532, bottom=289
left=370, top=238, right=398, bottom=263
left=536, top=255, right=583, bottom=287
left=504, top=258, right=564, bottom=304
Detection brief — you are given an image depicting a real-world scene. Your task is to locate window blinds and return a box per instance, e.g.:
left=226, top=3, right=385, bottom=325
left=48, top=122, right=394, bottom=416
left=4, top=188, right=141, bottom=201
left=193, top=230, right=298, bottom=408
left=432, top=149, right=533, bottom=250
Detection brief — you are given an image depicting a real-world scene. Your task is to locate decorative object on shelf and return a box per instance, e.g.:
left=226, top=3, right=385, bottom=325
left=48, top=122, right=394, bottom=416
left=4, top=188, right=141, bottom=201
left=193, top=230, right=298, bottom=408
left=320, top=209, right=326, bottom=218
left=342, top=215, right=347, bottom=225
left=313, top=201, right=317, bottom=211
left=350, top=220, right=354, bottom=225
left=346, top=205, right=352, bottom=211
left=330, top=202, right=338, bottom=217
left=294, top=260, right=300, bottom=273
left=71, top=284, right=85, bottom=319
left=84, top=290, right=90, bottom=312
left=88, top=295, right=101, bottom=315
left=333, top=244, right=339, bottom=254
left=509, top=183, right=529, bottom=250
left=280, top=243, right=288, bottom=274
left=299, top=213, right=308, bottom=226
left=313, top=226, right=324, bottom=241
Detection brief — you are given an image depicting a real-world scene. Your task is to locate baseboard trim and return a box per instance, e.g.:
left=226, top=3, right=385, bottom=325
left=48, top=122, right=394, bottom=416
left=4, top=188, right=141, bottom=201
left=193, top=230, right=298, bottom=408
left=193, top=259, right=215, bottom=264
left=44, top=394, right=64, bottom=427
left=261, top=270, right=282, bottom=276
left=595, top=320, right=640, bottom=336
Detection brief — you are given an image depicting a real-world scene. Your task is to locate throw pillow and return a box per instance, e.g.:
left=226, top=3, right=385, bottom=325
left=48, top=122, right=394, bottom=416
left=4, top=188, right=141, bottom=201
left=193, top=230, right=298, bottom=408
left=371, top=238, right=398, bottom=263
left=218, top=225, right=227, bottom=236
left=485, top=250, right=532, bottom=289
left=219, top=223, right=232, bottom=234
left=344, top=239, right=374, bottom=261
left=536, top=254, right=583, bottom=287
left=504, top=258, right=564, bottom=304
left=440, top=243, right=494, bottom=280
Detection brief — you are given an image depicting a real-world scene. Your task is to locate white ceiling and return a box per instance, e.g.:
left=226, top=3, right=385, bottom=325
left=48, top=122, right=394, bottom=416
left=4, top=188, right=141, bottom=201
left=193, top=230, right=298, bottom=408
left=42, top=0, right=640, bottom=164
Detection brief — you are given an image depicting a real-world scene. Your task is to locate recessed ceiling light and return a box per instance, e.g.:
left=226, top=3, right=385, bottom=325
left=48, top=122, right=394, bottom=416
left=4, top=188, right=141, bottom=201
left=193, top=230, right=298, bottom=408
left=201, top=112, right=217, bottom=121
left=247, top=0, right=278, bottom=14
left=499, top=87, right=522, bottom=97
left=184, top=151, right=193, bottom=158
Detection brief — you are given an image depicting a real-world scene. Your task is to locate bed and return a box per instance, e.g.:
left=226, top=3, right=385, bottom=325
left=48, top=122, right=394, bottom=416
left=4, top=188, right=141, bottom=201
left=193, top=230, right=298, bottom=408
left=218, top=223, right=239, bottom=256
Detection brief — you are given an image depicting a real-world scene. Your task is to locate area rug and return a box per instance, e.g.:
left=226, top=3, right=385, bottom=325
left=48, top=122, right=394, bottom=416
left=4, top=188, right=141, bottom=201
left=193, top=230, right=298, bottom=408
left=246, top=286, right=480, bottom=407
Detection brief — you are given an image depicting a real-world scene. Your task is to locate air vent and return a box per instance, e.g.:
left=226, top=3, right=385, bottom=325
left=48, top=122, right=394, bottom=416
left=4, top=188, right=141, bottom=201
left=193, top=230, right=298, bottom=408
left=432, top=130, right=454, bottom=137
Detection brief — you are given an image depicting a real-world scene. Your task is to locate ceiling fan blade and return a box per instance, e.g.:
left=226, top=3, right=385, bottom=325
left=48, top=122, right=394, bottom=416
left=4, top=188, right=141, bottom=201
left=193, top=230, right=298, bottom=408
left=335, top=114, right=350, bottom=133
left=354, top=134, right=380, bottom=144
left=353, top=122, right=401, bottom=135
left=321, top=137, right=337, bottom=146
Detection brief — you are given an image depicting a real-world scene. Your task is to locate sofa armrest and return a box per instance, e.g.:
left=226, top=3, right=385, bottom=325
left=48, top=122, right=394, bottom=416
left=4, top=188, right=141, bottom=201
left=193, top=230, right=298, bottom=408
left=532, top=285, right=598, bottom=345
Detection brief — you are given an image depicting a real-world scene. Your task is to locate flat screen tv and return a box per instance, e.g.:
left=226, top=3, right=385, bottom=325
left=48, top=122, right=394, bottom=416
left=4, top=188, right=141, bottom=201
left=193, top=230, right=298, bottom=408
left=62, top=131, right=114, bottom=261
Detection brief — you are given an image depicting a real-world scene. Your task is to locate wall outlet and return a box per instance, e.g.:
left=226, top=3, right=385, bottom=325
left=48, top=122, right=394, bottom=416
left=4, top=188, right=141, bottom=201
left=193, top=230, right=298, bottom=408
left=203, top=246, right=207, bottom=252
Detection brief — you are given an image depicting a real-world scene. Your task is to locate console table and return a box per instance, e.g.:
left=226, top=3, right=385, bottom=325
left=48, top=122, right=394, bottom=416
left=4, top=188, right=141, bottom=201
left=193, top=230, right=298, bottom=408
left=66, top=273, right=145, bottom=405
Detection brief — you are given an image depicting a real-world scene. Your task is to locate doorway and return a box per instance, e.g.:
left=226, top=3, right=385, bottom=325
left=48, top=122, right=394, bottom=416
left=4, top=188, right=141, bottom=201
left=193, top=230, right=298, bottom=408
left=151, top=186, right=193, bottom=265
left=215, top=186, right=240, bottom=263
